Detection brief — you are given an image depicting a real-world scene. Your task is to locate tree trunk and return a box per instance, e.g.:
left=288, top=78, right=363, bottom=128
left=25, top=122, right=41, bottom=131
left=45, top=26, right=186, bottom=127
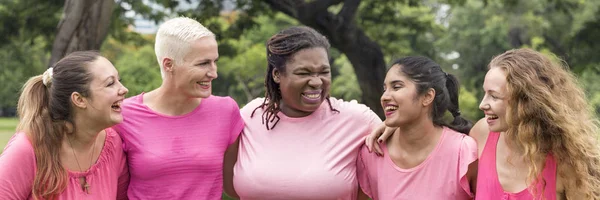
left=49, top=0, right=114, bottom=67
left=263, top=0, right=386, bottom=119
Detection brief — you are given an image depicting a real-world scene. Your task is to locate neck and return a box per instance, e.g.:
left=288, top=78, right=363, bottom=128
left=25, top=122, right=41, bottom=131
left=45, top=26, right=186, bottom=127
left=66, top=116, right=102, bottom=151
left=278, top=100, right=315, bottom=118
left=391, top=118, right=442, bottom=153
left=146, top=83, right=202, bottom=116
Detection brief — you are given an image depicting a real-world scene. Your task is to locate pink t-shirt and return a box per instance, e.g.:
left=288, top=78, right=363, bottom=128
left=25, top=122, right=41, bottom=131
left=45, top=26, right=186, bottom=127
left=357, top=127, right=477, bottom=200
left=0, top=128, right=129, bottom=200
left=475, top=132, right=557, bottom=200
left=234, top=97, right=381, bottom=200
left=113, top=94, right=244, bottom=200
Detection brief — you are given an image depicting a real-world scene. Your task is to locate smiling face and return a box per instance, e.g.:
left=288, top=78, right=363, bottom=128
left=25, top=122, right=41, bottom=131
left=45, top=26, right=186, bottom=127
left=168, top=36, right=219, bottom=99
left=274, top=47, right=331, bottom=117
left=480, top=66, right=509, bottom=132
left=80, top=57, right=129, bottom=127
left=381, top=64, right=431, bottom=127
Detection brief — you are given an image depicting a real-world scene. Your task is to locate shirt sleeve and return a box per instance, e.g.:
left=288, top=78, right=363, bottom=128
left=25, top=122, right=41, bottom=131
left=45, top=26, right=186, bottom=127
left=356, top=146, right=374, bottom=199
left=108, top=128, right=130, bottom=200
left=116, top=153, right=130, bottom=200
left=228, top=97, right=244, bottom=145
left=358, top=102, right=383, bottom=137
left=458, top=135, right=478, bottom=197
left=0, top=133, right=36, bottom=199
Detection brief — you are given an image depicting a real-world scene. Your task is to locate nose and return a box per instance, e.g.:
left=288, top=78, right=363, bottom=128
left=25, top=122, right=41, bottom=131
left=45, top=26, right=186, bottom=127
left=119, top=84, right=129, bottom=96
left=207, top=62, right=218, bottom=79
left=479, top=99, right=489, bottom=111
left=308, top=76, right=323, bottom=88
left=381, top=89, right=391, bottom=103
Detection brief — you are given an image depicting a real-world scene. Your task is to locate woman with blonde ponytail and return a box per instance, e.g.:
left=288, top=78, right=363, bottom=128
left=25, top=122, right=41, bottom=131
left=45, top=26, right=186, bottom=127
left=0, top=51, right=130, bottom=199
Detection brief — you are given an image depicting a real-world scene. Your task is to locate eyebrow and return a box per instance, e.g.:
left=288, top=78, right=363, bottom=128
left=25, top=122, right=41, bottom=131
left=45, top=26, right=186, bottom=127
left=195, top=59, right=212, bottom=63
left=294, top=65, right=331, bottom=71
left=388, top=80, right=405, bottom=85
left=103, top=76, right=115, bottom=83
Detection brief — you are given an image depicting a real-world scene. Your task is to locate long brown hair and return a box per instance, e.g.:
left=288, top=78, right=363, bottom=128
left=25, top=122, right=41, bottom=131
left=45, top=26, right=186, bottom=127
left=16, top=51, right=98, bottom=199
left=251, top=26, right=338, bottom=130
left=489, top=48, right=600, bottom=199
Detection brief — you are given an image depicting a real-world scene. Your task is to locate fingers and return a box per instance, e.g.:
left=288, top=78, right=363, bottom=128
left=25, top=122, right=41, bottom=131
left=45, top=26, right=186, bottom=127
left=378, top=127, right=396, bottom=144
left=373, top=141, right=383, bottom=156
left=365, top=136, right=374, bottom=153
left=365, top=122, right=387, bottom=154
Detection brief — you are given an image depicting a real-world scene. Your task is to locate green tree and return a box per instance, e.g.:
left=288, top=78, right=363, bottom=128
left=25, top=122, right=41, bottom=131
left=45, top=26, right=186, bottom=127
left=0, top=37, right=48, bottom=114
left=111, top=45, right=162, bottom=97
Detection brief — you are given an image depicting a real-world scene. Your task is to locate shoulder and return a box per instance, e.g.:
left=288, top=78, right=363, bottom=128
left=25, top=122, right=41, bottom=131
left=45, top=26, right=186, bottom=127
left=103, top=128, right=124, bottom=152
left=468, top=118, right=490, bottom=158
left=0, top=132, right=36, bottom=170
left=469, top=118, right=489, bottom=145
left=104, top=128, right=122, bottom=143
left=1, top=132, right=34, bottom=157
left=207, top=95, right=237, bottom=103
left=206, top=95, right=240, bottom=110
left=329, top=97, right=379, bottom=119
left=442, top=127, right=477, bottom=152
left=0, top=133, right=35, bottom=199
left=240, top=98, right=266, bottom=115
left=122, top=94, right=142, bottom=106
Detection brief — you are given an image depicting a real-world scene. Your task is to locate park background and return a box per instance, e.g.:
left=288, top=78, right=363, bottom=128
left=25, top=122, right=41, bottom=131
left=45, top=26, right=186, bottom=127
left=1, top=0, right=600, bottom=198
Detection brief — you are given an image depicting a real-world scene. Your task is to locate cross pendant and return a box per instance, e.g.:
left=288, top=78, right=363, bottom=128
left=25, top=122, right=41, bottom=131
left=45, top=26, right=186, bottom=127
left=82, top=177, right=90, bottom=194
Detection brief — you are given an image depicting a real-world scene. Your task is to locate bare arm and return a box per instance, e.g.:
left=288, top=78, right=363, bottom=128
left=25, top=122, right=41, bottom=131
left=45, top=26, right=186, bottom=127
left=223, top=136, right=240, bottom=199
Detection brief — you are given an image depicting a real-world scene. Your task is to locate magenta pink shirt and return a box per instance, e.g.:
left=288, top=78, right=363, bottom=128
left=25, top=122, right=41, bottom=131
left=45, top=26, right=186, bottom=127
left=114, top=94, right=244, bottom=200
left=0, top=128, right=129, bottom=200
left=234, top=98, right=382, bottom=200
left=475, top=132, right=557, bottom=200
left=357, top=127, right=477, bottom=200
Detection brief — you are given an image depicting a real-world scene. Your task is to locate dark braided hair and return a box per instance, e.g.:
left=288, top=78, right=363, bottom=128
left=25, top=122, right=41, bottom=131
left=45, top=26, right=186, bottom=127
left=390, top=56, right=473, bottom=134
left=251, top=26, right=338, bottom=130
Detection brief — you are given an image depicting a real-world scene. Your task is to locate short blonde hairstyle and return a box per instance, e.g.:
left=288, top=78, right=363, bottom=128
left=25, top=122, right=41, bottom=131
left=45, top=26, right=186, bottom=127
left=155, top=17, right=215, bottom=78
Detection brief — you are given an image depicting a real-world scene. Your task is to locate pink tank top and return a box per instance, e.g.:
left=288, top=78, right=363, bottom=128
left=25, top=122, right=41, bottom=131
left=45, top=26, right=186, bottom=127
left=475, top=132, right=557, bottom=200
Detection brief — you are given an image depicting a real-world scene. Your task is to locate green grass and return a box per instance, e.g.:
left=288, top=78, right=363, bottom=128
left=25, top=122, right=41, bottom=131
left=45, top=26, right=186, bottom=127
left=0, top=117, right=18, bottom=153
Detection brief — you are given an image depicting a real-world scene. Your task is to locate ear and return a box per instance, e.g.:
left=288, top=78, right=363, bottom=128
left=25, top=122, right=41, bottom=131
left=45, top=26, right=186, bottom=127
left=422, top=88, right=435, bottom=107
left=71, top=92, right=87, bottom=109
left=162, top=57, right=174, bottom=73
left=272, top=68, right=281, bottom=83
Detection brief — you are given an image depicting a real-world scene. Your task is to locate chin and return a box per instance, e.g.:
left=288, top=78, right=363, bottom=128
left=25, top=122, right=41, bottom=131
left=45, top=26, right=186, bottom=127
left=109, top=116, right=123, bottom=125
left=489, top=125, right=508, bottom=133
left=384, top=119, right=400, bottom=127
left=192, top=92, right=211, bottom=99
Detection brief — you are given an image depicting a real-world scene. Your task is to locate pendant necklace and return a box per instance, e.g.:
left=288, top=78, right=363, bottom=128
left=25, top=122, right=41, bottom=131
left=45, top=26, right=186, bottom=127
left=67, top=136, right=96, bottom=194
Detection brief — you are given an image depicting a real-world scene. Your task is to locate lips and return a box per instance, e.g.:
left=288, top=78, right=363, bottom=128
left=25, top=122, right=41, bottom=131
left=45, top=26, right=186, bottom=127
left=301, top=90, right=322, bottom=104
left=486, top=114, right=499, bottom=120
left=383, top=104, right=398, bottom=116
left=111, top=100, right=122, bottom=112
left=197, top=81, right=211, bottom=89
